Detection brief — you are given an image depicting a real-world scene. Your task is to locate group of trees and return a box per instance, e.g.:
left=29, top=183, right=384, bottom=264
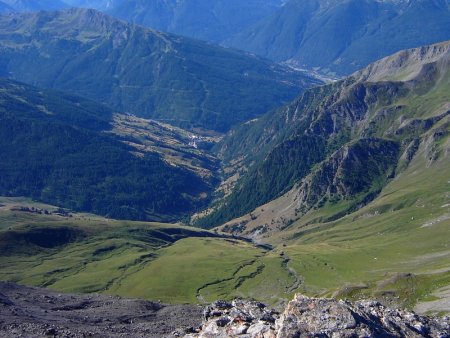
left=0, top=80, right=210, bottom=221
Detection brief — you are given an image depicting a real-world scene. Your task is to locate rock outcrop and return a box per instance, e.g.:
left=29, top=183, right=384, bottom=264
left=186, top=294, right=450, bottom=338
left=182, top=299, right=279, bottom=338
left=1, top=282, right=448, bottom=338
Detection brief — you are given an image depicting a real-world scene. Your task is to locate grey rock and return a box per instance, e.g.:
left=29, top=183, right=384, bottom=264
left=215, top=317, right=231, bottom=327
left=188, top=294, right=450, bottom=338
left=276, top=295, right=450, bottom=338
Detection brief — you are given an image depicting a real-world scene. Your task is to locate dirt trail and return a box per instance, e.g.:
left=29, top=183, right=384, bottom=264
left=281, top=255, right=302, bottom=294
left=415, top=285, right=450, bottom=315
left=195, top=260, right=254, bottom=303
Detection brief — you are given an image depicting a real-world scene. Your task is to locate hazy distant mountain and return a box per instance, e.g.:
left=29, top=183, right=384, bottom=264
left=106, top=0, right=285, bottom=43
left=63, top=0, right=116, bottom=10
left=226, top=0, right=450, bottom=76
left=0, top=8, right=319, bottom=132
left=1, top=0, right=67, bottom=11
left=0, top=1, right=13, bottom=12
left=3, top=0, right=448, bottom=79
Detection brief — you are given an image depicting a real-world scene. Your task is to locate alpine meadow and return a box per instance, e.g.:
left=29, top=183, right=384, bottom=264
left=0, top=1, right=449, bottom=337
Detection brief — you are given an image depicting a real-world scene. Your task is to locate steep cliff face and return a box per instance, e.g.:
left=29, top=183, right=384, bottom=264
left=293, top=138, right=399, bottom=217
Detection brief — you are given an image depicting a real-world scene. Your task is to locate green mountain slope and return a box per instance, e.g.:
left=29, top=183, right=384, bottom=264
left=226, top=0, right=450, bottom=76
left=0, top=40, right=449, bottom=308
left=0, top=8, right=320, bottom=132
left=198, top=40, right=450, bottom=229
left=189, top=41, right=450, bottom=311
left=214, top=114, right=450, bottom=311
left=106, top=0, right=284, bottom=43
left=0, top=200, right=290, bottom=305
left=0, top=78, right=215, bottom=221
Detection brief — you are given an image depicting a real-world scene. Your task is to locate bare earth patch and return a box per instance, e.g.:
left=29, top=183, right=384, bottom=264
left=0, top=282, right=202, bottom=338
left=415, top=286, right=450, bottom=315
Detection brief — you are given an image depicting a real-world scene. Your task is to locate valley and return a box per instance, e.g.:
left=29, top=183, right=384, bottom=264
left=0, top=2, right=449, bottom=326
left=109, top=113, right=221, bottom=179
left=0, top=78, right=215, bottom=222
left=0, top=198, right=297, bottom=305
left=0, top=8, right=319, bottom=132
left=0, top=40, right=449, bottom=313
left=1, top=184, right=449, bottom=314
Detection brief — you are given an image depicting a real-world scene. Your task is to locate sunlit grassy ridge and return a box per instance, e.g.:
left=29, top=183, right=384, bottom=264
left=192, top=43, right=450, bottom=312
left=270, top=128, right=450, bottom=311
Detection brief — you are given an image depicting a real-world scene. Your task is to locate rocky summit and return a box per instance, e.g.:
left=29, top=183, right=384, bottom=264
left=185, top=295, right=450, bottom=338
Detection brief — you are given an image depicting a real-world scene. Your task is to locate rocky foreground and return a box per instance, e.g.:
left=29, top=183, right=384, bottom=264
left=0, top=282, right=449, bottom=338
left=186, top=295, right=450, bottom=338
left=0, top=282, right=202, bottom=337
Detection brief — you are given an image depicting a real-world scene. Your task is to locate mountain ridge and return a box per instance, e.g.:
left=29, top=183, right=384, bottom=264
left=1, top=283, right=448, bottom=337
left=197, top=40, right=450, bottom=231
left=226, top=0, right=450, bottom=76
left=0, top=77, right=216, bottom=221
left=106, top=0, right=285, bottom=43
left=1, top=0, right=67, bottom=11
left=186, top=42, right=450, bottom=310
left=353, top=40, right=450, bottom=82
left=0, top=8, right=320, bottom=132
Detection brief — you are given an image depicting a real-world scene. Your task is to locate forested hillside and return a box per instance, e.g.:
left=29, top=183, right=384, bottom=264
left=0, top=8, right=319, bottom=132
left=226, top=0, right=450, bottom=76
left=199, top=41, right=450, bottom=229
left=0, top=79, right=212, bottom=221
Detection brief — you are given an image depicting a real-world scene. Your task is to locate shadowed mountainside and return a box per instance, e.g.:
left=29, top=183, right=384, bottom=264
left=106, top=0, right=285, bottom=43
left=0, top=78, right=216, bottom=221
left=0, top=8, right=320, bottom=132
left=226, top=0, right=450, bottom=76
